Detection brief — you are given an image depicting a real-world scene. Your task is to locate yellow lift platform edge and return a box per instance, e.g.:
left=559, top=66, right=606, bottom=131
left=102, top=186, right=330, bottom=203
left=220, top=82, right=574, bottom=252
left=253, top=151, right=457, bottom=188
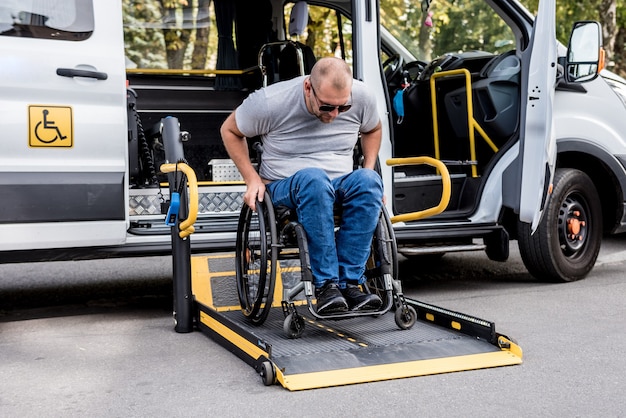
left=191, top=253, right=522, bottom=391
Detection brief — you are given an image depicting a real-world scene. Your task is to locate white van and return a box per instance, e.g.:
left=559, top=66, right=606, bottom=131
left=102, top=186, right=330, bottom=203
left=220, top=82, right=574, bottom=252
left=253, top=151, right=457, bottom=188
left=0, top=0, right=615, bottom=283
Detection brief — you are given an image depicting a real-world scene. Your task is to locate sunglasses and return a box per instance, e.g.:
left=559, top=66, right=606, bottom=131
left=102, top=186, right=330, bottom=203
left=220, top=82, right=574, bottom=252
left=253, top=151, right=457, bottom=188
left=310, top=84, right=352, bottom=113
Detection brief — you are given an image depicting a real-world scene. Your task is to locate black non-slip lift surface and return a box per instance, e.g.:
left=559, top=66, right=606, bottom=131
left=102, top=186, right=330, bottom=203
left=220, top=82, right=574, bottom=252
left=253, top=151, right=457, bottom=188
left=191, top=254, right=522, bottom=391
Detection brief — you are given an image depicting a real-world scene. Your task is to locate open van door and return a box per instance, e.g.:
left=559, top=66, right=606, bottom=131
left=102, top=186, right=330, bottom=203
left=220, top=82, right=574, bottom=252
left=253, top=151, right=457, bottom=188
left=0, top=0, right=128, bottom=252
left=517, top=0, right=558, bottom=231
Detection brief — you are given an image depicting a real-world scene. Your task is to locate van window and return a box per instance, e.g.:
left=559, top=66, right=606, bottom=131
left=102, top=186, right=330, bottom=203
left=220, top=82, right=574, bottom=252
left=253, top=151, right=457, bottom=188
left=124, top=1, right=352, bottom=89
left=284, top=3, right=353, bottom=67
left=124, top=0, right=217, bottom=71
left=123, top=1, right=352, bottom=72
left=380, top=0, right=514, bottom=62
left=0, top=0, right=94, bottom=41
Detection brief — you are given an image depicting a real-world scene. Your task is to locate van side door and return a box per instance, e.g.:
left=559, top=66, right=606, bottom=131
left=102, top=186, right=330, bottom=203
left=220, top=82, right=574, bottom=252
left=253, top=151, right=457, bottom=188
left=0, top=0, right=128, bottom=252
left=516, top=0, right=558, bottom=230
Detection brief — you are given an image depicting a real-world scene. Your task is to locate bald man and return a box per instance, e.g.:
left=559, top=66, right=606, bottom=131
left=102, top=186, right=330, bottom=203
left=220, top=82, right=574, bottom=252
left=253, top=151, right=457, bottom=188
left=221, top=57, right=384, bottom=315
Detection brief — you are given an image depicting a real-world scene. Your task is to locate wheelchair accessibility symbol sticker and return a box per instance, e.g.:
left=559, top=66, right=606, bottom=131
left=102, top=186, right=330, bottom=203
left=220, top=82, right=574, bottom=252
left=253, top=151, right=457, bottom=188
left=29, top=105, right=73, bottom=147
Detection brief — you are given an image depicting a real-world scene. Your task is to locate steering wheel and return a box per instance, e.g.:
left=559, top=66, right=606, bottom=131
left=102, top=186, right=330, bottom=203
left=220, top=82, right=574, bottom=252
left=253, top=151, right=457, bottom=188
left=383, top=53, right=405, bottom=85
left=403, top=60, right=428, bottom=82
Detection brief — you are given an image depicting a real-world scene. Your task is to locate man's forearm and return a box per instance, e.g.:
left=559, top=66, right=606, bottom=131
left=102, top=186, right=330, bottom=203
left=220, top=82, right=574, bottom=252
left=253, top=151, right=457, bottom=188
left=360, top=123, right=382, bottom=169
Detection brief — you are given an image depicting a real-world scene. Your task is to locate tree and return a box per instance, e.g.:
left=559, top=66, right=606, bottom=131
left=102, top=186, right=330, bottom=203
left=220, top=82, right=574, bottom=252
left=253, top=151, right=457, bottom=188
left=191, top=0, right=211, bottom=69
left=612, top=0, right=626, bottom=76
left=124, top=0, right=217, bottom=70
left=381, top=0, right=514, bottom=61
left=123, top=0, right=167, bottom=69
left=159, top=0, right=192, bottom=69
left=523, top=0, right=624, bottom=77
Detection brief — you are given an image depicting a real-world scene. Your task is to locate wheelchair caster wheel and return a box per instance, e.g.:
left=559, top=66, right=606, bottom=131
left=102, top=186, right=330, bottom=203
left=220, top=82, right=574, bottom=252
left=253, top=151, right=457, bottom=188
left=259, top=361, right=275, bottom=386
left=394, top=305, right=417, bottom=330
left=283, top=312, right=305, bottom=339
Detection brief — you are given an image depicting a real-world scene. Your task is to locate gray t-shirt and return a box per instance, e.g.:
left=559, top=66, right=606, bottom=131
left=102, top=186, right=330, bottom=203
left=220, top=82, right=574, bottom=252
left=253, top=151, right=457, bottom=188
left=235, top=76, right=379, bottom=181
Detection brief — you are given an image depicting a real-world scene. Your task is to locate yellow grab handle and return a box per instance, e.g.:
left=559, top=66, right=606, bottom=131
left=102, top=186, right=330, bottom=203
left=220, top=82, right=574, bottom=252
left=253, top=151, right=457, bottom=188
left=386, top=157, right=451, bottom=223
left=160, top=163, right=198, bottom=238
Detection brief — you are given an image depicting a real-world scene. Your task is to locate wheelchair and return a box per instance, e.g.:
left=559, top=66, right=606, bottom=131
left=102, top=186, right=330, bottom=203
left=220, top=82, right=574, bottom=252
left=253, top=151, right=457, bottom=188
left=234, top=149, right=417, bottom=338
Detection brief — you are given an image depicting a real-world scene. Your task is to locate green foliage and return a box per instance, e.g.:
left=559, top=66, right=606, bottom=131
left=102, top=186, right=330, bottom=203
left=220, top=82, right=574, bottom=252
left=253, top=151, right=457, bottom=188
left=380, top=0, right=426, bottom=57
left=123, top=0, right=167, bottom=69
left=380, top=0, right=514, bottom=61
left=294, top=4, right=353, bottom=62
left=123, top=0, right=625, bottom=78
left=430, top=0, right=513, bottom=56
left=123, top=0, right=216, bottom=70
left=522, top=0, right=626, bottom=76
left=522, top=0, right=598, bottom=44
left=381, top=0, right=626, bottom=78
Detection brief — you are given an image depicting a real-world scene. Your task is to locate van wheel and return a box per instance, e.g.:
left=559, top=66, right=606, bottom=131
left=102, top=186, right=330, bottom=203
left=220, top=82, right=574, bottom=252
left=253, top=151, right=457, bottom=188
left=517, top=168, right=602, bottom=282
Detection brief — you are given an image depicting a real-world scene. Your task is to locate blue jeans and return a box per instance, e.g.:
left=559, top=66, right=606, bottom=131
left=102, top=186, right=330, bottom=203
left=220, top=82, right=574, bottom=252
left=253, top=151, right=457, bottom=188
left=266, top=168, right=384, bottom=288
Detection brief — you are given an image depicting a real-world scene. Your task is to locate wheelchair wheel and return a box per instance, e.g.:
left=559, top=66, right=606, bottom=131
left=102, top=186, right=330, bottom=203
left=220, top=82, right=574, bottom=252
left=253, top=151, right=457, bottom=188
left=365, top=208, right=398, bottom=307
left=283, top=312, right=305, bottom=339
left=395, top=304, right=417, bottom=330
left=235, top=194, right=277, bottom=325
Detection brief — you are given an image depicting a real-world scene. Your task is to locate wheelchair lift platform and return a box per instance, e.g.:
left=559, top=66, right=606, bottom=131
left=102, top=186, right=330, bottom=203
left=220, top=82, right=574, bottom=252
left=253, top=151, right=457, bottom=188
left=190, top=253, right=522, bottom=391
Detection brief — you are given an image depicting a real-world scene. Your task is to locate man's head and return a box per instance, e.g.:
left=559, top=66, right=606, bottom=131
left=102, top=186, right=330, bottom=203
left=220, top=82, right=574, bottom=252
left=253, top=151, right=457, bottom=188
left=304, top=57, right=353, bottom=123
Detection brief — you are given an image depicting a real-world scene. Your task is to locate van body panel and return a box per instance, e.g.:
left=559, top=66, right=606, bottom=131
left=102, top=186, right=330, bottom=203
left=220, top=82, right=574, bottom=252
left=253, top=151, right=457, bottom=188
left=0, top=0, right=620, bottom=283
left=0, top=0, right=128, bottom=250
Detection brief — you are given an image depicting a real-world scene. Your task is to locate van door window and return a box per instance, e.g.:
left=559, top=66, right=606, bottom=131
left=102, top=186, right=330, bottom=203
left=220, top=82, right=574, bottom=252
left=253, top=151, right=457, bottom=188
left=0, top=0, right=94, bottom=41
left=124, top=0, right=276, bottom=89
left=283, top=3, right=353, bottom=68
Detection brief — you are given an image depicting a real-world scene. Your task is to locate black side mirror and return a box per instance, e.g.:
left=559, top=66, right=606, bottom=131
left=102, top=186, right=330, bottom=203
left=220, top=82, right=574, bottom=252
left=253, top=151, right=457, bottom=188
left=566, top=21, right=603, bottom=83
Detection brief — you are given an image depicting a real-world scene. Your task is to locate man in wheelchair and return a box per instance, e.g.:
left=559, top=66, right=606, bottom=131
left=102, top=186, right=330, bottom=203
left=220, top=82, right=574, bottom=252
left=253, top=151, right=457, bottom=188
left=221, top=57, right=384, bottom=315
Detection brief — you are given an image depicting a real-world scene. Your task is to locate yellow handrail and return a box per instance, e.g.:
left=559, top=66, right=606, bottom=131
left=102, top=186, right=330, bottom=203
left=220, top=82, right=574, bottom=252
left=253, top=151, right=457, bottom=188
left=126, top=66, right=260, bottom=76
left=386, top=157, right=451, bottom=224
left=429, top=69, right=498, bottom=177
left=160, top=163, right=198, bottom=239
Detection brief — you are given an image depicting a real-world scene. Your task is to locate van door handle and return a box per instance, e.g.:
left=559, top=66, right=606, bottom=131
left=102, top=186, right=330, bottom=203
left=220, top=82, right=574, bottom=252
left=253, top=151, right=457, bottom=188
left=56, top=68, right=108, bottom=80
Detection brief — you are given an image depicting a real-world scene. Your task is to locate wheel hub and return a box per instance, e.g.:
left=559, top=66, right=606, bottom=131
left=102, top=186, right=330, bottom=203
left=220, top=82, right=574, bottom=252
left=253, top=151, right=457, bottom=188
left=558, top=195, right=588, bottom=256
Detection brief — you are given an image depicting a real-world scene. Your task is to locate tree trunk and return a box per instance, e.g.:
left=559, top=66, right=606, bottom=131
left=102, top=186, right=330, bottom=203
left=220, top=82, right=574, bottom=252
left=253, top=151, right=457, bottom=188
left=160, top=0, right=192, bottom=69
left=192, top=0, right=211, bottom=69
left=599, top=0, right=617, bottom=67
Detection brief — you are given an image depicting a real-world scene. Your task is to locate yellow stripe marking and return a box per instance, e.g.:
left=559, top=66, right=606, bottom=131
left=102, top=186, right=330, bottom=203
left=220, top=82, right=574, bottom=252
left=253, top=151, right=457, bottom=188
left=279, top=350, right=522, bottom=391
left=302, top=318, right=368, bottom=347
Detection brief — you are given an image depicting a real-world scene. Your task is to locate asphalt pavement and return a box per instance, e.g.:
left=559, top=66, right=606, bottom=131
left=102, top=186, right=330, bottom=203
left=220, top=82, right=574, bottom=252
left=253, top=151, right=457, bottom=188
left=1, top=237, right=626, bottom=417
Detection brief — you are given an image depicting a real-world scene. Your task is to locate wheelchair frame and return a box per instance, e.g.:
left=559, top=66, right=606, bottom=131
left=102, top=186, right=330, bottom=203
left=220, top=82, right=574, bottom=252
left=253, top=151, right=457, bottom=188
left=235, top=189, right=418, bottom=338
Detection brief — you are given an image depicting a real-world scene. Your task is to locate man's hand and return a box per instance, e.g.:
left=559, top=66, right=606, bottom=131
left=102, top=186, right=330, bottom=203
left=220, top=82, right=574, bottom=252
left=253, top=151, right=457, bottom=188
left=244, top=178, right=266, bottom=212
left=221, top=112, right=267, bottom=211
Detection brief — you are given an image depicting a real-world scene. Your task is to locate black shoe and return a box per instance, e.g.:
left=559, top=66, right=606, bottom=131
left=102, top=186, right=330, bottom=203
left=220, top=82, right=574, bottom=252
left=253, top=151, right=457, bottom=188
left=315, top=282, right=348, bottom=315
left=341, top=284, right=383, bottom=311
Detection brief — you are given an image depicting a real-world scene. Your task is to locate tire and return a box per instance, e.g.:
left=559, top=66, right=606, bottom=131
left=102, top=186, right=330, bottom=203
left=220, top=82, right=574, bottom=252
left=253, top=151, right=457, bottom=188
left=235, top=196, right=277, bottom=324
left=283, top=313, right=305, bottom=339
left=259, top=361, right=275, bottom=386
left=517, top=168, right=602, bottom=282
left=394, top=305, right=417, bottom=330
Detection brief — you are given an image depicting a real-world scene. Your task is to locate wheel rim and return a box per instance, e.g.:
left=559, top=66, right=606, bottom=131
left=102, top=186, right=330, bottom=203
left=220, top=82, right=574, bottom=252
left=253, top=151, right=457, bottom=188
left=365, top=210, right=397, bottom=305
left=238, top=206, right=266, bottom=317
left=557, top=192, right=590, bottom=257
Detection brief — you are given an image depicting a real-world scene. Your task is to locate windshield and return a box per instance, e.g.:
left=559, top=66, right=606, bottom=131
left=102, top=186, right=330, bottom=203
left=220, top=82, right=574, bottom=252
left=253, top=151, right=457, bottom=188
left=380, top=0, right=515, bottom=62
